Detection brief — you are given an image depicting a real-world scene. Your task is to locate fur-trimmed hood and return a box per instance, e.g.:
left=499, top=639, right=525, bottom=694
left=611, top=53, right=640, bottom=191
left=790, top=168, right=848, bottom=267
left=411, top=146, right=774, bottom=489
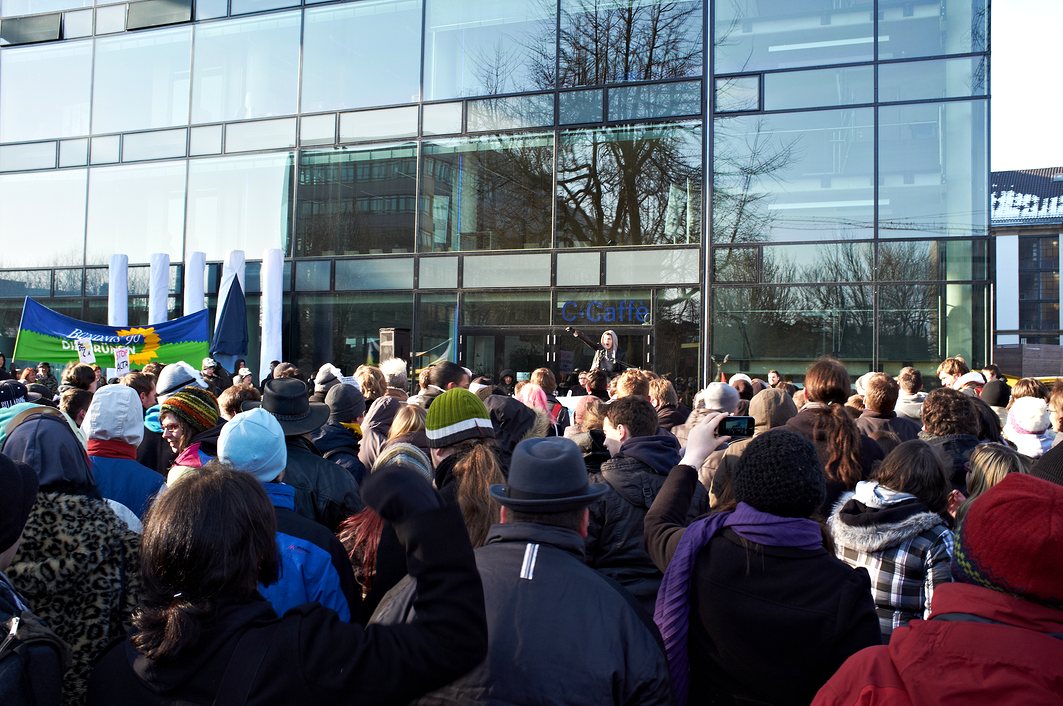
left=830, top=483, right=949, bottom=553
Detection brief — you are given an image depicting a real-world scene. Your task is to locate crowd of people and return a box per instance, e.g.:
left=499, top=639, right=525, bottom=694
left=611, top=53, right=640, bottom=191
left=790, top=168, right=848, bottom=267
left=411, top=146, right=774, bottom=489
left=0, top=350, right=1061, bottom=705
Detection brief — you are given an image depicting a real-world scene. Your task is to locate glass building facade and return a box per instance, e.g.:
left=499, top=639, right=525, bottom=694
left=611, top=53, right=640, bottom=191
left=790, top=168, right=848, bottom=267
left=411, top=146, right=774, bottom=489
left=0, top=0, right=989, bottom=388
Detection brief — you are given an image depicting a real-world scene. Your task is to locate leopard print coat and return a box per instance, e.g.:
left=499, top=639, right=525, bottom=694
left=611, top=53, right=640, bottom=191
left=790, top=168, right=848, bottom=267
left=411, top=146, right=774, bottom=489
left=8, top=491, right=141, bottom=706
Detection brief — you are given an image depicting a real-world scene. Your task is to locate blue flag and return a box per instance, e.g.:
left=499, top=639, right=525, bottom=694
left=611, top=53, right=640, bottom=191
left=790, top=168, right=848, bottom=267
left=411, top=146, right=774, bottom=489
left=210, top=277, right=248, bottom=359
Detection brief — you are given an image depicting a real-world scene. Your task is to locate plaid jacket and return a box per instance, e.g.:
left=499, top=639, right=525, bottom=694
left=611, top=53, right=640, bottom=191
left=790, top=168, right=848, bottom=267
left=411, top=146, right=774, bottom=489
left=830, top=490, right=954, bottom=640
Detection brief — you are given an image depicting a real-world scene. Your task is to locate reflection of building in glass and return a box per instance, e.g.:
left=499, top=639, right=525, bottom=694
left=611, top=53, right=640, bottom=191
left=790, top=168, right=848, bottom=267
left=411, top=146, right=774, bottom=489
left=0, top=0, right=989, bottom=388
left=992, top=168, right=1063, bottom=349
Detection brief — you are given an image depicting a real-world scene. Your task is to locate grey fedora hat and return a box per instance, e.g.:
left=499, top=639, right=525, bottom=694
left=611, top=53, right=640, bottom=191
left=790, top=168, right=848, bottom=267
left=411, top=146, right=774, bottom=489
left=490, top=436, right=607, bottom=512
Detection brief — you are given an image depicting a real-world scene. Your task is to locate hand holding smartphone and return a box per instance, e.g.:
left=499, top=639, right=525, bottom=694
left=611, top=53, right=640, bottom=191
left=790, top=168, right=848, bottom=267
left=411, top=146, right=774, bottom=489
left=719, top=416, right=755, bottom=439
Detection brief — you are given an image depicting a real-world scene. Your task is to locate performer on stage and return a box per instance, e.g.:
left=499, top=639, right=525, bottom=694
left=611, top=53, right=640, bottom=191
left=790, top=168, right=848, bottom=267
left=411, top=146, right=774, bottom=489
left=568, top=327, right=623, bottom=373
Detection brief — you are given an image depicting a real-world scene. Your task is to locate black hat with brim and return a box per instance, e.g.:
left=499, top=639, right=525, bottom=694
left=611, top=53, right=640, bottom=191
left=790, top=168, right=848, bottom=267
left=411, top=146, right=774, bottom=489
left=490, top=436, right=608, bottom=512
left=243, top=377, right=330, bottom=437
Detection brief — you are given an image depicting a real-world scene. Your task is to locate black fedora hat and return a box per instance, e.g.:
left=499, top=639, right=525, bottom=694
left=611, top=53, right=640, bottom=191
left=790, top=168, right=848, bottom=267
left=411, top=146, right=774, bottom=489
left=243, top=378, right=329, bottom=436
left=490, top=437, right=608, bottom=512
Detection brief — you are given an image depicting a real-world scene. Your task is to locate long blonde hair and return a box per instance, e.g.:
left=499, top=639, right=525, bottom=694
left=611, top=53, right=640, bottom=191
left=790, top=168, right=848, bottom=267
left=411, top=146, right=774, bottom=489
left=387, top=404, right=425, bottom=441
left=449, top=440, right=503, bottom=547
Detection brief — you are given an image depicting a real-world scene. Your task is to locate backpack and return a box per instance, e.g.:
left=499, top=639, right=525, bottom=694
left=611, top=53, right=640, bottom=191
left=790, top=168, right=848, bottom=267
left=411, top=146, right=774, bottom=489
left=0, top=575, right=70, bottom=706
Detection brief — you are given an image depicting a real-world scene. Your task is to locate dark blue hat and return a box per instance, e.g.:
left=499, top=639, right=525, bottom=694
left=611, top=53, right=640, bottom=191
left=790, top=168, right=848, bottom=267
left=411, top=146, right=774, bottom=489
left=490, top=437, right=607, bottom=512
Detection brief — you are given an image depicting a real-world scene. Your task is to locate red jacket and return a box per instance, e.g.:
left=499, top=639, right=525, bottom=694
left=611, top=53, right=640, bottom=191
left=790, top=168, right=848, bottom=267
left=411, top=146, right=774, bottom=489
left=814, top=582, right=1063, bottom=706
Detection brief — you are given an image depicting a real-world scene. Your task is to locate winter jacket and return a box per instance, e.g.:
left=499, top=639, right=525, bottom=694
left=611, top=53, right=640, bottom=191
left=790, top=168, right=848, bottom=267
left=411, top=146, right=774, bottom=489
left=785, top=408, right=885, bottom=512
left=88, top=454, right=165, bottom=519
left=1002, top=422, right=1056, bottom=459
left=587, top=433, right=706, bottom=615
left=829, top=482, right=953, bottom=639
left=283, top=436, right=363, bottom=532
left=543, top=392, right=571, bottom=436
left=645, top=465, right=881, bottom=706
left=259, top=483, right=359, bottom=622
left=9, top=492, right=140, bottom=706
left=894, top=392, right=926, bottom=423
left=656, top=403, right=691, bottom=432
left=357, top=395, right=403, bottom=469
left=372, top=522, right=672, bottom=706
left=87, top=505, right=488, bottom=706
left=0, top=570, right=66, bottom=706
left=813, top=583, right=1063, bottom=706
left=311, top=421, right=367, bottom=484
left=564, top=426, right=611, bottom=475
left=166, top=423, right=224, bottom=484
left=483, top=394, right=538, bottom=472
left=855, top=410, right=921, bottom=442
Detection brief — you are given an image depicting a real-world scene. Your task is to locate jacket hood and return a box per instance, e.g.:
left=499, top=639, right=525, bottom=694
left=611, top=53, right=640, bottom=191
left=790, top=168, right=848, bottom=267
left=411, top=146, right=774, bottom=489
left=311, top=420, right=360, bottom=454
left=189, top=422, right=225, bottom=456
left=362, top=395, right=401, bottom=436
left=483, top=394, right=536, bottom=456
left=611, top=433, right=681, bottom=476
left=83, top=383, right=144, bottom=446
left=3, top=408, right=95, bottom=490
left=749, top=388, right=798, bottom=434
left=830, top=484, right=947, bottom=553
left=144, top=404, right=163, bottom=433
left=131, top=599, right=278, bottom=694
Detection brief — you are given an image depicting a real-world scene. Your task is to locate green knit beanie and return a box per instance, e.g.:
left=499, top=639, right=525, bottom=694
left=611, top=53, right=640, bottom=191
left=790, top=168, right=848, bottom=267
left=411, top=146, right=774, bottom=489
left=425, top=388, right=495, bottom=448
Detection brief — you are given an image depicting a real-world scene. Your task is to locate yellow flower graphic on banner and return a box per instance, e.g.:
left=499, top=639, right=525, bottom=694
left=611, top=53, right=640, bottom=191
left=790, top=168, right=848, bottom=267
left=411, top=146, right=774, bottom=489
left=116, top=327, right=160, bottom=365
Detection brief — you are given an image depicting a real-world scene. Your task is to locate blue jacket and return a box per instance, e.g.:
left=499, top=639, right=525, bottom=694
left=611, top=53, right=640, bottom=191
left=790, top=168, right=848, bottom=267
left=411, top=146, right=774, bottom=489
left=258, top=483, right=359, bottom=623
left=88, top=455, right=166, bottom=519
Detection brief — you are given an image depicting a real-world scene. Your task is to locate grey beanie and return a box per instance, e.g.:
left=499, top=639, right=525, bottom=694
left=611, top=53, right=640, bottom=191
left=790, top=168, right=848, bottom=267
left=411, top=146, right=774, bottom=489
left=156, top=362, right=207, bottom=401
left=700, top=382, right=740, bottom=413
left=733, top=429, right=826, bottom=518
left=325, top=383, right=366, bottom=423
left=315, top=363, right=342, bottom=394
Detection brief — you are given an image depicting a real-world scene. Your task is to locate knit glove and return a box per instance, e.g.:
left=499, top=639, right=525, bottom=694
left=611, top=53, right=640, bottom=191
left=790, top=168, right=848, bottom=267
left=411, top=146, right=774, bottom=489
left=679, top=411, right=729, bottom=470
left=362, top=466, right=444, bottom=524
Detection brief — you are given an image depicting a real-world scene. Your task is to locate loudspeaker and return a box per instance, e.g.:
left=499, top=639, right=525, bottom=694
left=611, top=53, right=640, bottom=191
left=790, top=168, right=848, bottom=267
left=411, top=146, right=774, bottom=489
left=379, top=328, right=411, bottom=362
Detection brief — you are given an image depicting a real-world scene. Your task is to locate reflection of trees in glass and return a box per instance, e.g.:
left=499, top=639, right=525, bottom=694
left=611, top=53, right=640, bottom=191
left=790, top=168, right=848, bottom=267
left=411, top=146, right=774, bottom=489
left=556, top=0, right=703, bottom=87
left=557, top=124, right=702, bottom=246
left=421, top=135, right=553, bottom=251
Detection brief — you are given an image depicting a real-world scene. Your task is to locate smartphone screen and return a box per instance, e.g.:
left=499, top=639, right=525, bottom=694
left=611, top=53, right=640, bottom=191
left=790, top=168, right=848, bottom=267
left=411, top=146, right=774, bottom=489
left=720, top=416, right=755, bottom=438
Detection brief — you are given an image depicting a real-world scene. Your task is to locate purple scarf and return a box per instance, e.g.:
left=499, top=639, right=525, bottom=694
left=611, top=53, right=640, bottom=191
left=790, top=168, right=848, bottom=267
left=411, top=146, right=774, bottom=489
left=653, top=502, right=823, bottom=706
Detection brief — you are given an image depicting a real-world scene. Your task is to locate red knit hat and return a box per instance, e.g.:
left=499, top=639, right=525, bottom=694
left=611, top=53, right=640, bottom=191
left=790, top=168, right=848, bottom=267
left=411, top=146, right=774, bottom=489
left=952, top=473, right=1063, bottom=606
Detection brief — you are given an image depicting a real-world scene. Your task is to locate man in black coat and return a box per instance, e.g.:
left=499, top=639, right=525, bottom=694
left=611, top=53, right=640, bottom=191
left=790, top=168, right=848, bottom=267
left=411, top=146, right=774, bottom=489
left=373, top=437, right=672, bottom=705
left=588, top=396, right=707, bottom=615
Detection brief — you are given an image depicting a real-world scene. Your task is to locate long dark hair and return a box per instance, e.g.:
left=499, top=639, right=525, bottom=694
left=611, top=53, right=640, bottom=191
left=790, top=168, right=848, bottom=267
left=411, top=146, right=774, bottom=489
left=803, top=358, right=862, bottom=488
left=132, top=464, right=279, bottom=660
left=451, top=440, right=503, bottom=547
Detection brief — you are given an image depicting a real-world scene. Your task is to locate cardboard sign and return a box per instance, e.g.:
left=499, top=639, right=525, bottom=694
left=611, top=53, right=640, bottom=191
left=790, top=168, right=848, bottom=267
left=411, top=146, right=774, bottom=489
left=114, top=347, right=130, bottom=377
left=75, top=338, right=96, bottom=364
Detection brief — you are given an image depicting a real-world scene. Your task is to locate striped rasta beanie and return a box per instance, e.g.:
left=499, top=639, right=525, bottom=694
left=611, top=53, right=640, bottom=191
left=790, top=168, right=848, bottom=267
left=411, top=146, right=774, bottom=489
left=952, top=473, right=1063, bottom=606
left=161, top=385, right=220, bottom=436
left=425, top=388, right=495, bottom=448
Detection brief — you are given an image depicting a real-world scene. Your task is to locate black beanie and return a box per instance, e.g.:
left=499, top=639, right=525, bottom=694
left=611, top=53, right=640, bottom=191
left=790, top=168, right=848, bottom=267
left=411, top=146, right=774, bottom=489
left=325, top=384, right=366, bottom=423
left=1031, top=442, right=1063, bottom=488
left=733, top=429, right=825, bottom=518
left=0, top=453, right=39, bottom=552
left=979, top=379, right=1010, bottom=408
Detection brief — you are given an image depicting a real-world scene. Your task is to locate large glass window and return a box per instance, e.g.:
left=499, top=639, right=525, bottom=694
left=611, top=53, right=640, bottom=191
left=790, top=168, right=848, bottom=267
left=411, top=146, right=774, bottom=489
left=879, top=56, right=987, bottom=103
left=92, top=27, right=192, bottom=134
left=191, top=12, right=300, bottom=124
left=0, top=40, right=91, bottom=142
left=463, top=291, right=551, bottom=326
left=424, top=0, right=556, bottom=99
left=878, top=0, right=988, bottom=60
left=186, top=152, right=294, bottom=260
left=86, top=161, right=186, bottom=266
left=559, top=0, right=703, bottom=87
left=295, top=144, right=417, bottom=257
left=879, top=282, right=987, bottom=369
left=712, top=284, right=874, bottom=364
left=656, top=287, right=701, bottom=393
left=878, top=100, right=987, bottom=239
left=763, top=65, right=874, bottom=111
left=713, top=108, right=874, bottom=244
left=302, top=1, right=422, bottom=113
left=292, top=292, right=413, bottom=374
left=2, top=0, right=88, bottom=12
left=714, top=0, right=874, bottom=73
left=0, top=170, right=86, bottom=269
left=557, top=122, right=702, bottom=247
left=420, top=132, right=553, bottom=252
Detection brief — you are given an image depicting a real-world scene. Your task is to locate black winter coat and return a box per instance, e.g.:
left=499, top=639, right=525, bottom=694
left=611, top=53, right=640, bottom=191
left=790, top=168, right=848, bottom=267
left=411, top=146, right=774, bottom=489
left=587, top=434, right=707, bottom=615
left=282, top=436, right=363, bottom=532
left=87, top=506, right=487, bottom=706
left=372, top=522, right=673, bottom=706
left=644, top=466, right=881, bottom=706
left=311, top=421, right=367, bottom=484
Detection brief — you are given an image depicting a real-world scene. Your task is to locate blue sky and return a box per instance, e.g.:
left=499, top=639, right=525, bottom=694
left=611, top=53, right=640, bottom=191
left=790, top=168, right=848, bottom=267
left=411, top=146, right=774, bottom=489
left=991, top=0, right=1063, bottom=170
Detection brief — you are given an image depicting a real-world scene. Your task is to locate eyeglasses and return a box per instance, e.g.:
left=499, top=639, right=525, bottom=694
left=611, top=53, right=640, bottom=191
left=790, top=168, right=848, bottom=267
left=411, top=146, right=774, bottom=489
left=161, top=424, right=183, bottom=434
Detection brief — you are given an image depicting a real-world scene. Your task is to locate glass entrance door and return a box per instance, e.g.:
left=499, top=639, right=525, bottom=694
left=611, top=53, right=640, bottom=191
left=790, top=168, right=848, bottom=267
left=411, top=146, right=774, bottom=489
left=461, top=331, right=550, bottom=380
